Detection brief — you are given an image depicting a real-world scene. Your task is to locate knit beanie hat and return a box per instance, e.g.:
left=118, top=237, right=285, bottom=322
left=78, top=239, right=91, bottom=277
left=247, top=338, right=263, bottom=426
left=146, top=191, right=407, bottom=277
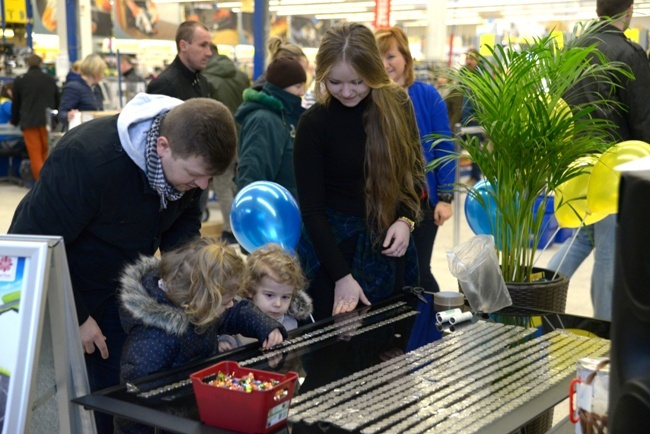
left=266, top=57, right=307, bottom=89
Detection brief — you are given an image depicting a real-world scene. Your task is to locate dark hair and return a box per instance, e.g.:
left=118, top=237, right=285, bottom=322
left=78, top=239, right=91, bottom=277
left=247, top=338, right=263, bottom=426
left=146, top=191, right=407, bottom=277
left=160, top=98, right=237, bottom=176
left=26, top=54, right=42, bottom=68
left=0, top=82, right=12, bottom=99
left=175, top=21, right=209, bottom=52
left=597, top=0, right=634, bottom=18
left=209, top=43, right=219, bottom=55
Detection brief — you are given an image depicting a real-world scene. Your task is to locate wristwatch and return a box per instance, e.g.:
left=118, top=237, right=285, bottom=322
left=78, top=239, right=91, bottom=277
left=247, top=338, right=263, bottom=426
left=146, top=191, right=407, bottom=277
left=438, top=193, right=453, bottom=204
left=397, top=216, right=415, bottom=232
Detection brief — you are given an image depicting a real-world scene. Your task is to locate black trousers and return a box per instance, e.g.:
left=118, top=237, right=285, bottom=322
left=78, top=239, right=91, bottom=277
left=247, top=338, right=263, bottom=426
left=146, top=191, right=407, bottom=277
left=412, top=201, right=441, bottom=294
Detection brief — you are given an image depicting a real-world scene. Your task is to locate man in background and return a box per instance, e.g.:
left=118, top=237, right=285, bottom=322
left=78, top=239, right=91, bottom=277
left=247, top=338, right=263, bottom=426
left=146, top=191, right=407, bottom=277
left=547, top=0, right=650, bottom=320
left=10, top=54, right=60, bottom=181
left=147, top=20, right=214, bottom=221
left=460, top=48, right=484, bottom=186
left=203, top=43, right=250, bottom=244
left=118, top=54, right=147, bottom=104
left=146, top=20, right=212, bottom=99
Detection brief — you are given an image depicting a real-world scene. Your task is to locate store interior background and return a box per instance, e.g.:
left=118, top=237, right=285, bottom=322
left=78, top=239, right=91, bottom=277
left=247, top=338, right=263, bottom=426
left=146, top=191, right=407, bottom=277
left=0, top=1, right=605, bottom=426
left=0, top=0, right=600, bottom=318
left=2, top=0, right=650, bottom=92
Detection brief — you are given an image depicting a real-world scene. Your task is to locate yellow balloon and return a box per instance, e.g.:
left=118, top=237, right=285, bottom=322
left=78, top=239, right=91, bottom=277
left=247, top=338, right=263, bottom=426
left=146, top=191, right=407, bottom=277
left=554, top=154, right=608, bottom=228
left=587, top=140, right=650, bottom=214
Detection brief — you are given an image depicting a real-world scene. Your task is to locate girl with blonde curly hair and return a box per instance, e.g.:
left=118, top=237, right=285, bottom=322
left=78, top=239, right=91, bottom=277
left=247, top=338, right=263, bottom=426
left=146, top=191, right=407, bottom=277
left=117, top=237, right=286, bottom=389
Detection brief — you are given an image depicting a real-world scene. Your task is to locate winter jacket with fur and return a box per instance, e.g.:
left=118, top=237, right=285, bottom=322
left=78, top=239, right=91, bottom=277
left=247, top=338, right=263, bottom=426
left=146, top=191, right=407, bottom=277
left=118, top=255, right=288, bottom=382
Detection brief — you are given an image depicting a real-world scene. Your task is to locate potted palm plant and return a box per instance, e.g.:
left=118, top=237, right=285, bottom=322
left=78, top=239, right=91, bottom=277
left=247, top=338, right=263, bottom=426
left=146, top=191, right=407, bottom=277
left=429, top=23, right=630, bottom=299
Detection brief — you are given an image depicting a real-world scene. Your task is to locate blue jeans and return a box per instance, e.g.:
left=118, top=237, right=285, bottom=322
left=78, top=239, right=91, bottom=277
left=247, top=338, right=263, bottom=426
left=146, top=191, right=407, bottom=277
left=547, top=214, right=616, bottom=320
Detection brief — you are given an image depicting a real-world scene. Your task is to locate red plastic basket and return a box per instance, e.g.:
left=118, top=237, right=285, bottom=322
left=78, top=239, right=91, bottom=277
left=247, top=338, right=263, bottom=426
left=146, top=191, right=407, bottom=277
left=191, top=361, right=298, bottom=433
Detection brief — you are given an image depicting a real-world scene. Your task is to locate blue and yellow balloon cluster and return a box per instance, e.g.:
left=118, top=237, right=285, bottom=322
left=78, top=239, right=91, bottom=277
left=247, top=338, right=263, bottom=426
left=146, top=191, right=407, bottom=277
left=464, top=140, right=650, bottom=234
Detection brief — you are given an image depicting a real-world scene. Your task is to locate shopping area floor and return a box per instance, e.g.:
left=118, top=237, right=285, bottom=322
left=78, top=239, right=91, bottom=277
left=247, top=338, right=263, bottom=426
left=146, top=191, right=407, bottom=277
left=0, top=182, right=595, bottom=429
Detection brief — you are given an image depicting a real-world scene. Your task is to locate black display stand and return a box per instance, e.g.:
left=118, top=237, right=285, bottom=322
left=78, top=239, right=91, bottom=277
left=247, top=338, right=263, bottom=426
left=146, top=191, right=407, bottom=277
left=73, top=295, right=611, bottom=434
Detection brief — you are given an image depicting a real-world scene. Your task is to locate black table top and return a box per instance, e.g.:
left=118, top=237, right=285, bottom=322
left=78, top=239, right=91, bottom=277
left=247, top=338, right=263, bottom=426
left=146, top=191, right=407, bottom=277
left=73, top=294, right=610, bottom=434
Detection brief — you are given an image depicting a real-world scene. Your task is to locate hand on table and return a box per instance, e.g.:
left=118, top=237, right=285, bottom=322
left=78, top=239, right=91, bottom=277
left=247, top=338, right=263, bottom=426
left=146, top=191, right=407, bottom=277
left=333, top=274, right=370, bottom=316
left=262, top=328, right=284, bottom=349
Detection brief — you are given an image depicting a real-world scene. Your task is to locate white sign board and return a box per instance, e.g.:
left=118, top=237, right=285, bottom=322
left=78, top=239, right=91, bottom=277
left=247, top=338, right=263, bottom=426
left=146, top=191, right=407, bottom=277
left=0, top=235, right=95, bottom=434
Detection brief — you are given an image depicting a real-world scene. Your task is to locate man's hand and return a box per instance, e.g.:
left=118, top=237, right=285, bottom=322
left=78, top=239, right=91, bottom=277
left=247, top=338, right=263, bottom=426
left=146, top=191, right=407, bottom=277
left=80, top=315, right=108, bottom=359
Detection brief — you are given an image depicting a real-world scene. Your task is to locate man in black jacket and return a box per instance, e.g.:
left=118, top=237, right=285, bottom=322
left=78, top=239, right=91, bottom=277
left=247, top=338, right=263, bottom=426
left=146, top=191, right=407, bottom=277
left=10, top=54, right=60, bottom=181
left=118, top=54, right=146, bottom=104
left=9, top=94, right=237, bottom=433
left=147, top=20, right=215, bottom=220
left=547, top=0, right=650, bottom=321
left=146, top=20, right=212, bottom=99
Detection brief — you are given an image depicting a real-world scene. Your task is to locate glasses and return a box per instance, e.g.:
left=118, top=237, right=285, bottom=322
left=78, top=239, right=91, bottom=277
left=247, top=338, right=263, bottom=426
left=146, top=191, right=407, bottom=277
left=402, top=286, right=436, bottom=304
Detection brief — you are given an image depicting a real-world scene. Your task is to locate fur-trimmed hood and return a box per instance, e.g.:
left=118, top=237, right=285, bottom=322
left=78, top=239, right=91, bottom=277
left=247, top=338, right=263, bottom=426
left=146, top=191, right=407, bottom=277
left=288, top=290, right=313, bottom=321
left=119, top=255, right=191, bottom=336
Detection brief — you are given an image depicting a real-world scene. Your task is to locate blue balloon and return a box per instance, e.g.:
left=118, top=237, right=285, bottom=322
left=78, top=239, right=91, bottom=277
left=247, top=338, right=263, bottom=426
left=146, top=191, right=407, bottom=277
left=230, top=181, right=301, bottom=253
left=465, top=180, right=497, bottom=236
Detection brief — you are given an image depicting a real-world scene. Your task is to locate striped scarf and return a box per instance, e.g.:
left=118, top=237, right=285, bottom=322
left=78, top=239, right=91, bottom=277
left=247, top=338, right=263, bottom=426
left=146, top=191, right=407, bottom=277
left=145, top=111, right=183, bottom=210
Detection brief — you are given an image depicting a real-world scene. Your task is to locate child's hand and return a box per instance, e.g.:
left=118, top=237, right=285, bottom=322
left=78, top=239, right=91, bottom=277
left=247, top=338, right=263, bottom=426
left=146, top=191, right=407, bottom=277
left=262, top=328, right=284, bottom=349
left=218, top=340, right=234, bottom=353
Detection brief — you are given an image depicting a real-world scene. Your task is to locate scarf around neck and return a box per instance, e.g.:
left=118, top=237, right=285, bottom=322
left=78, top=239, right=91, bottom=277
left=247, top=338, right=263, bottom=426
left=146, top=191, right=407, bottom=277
left=145, top=111, right=184, bottom=210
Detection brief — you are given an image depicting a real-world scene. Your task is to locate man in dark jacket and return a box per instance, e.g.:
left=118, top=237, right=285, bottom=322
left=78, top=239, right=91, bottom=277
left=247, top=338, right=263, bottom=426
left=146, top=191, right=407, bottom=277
left=146, top=20, right=212, bottom=99
left=9, top=94, right=237, bottom=433
left=10, top=54, right=60, bottom=181
left=203, top=44, right=250, bottom=113
left=147, top=20, right=214, bottom=223
left=547, top=0, right=650, bottom=321
left=118, top=54, right=147, bottom=104
left=203, top=43, right=250, bottom=244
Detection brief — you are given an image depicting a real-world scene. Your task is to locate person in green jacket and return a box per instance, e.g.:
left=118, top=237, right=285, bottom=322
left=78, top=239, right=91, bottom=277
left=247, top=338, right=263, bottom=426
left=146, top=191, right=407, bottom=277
left=235, top=57, right=306, bottom=200
left=203, top=43, right=251, bottom=244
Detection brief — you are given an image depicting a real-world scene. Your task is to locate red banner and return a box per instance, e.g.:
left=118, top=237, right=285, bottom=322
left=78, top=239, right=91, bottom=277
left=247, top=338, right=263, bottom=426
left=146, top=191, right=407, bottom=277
left=373, top=0, right=391, bottom=29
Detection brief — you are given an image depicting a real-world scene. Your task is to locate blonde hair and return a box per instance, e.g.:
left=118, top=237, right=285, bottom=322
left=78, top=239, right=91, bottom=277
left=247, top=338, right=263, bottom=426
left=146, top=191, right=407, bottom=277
left=374, top=26, right=415, bottom=88
left=241, top=244, right=307, bottom=300
left=80, top=53, right=107, bottom=81
left=71, top=60, right=82, bottom=73
left=160, top=237, right=244, bottom=331
left=315, top=22, right=424, bottom=235
left=266, top=36, right=307, bottom=65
